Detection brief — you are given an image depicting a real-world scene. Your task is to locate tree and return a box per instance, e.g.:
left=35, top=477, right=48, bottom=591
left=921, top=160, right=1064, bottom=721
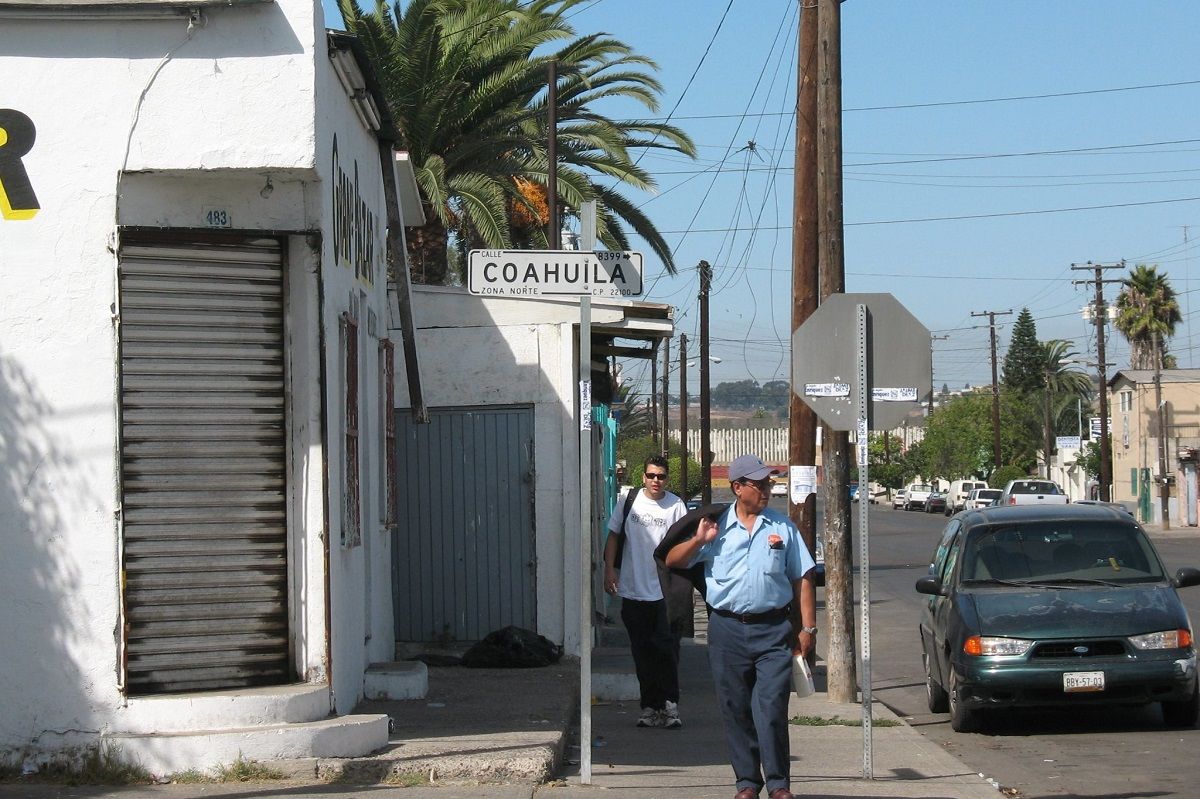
left=711, top=379, right=761, bottom=410
left=1038, top=340, right=1093, bottom=478
left=340, top=0, right=697, bottom=284
left=919, top=392, right=1039, bottom=482
left=1001, top=308, right=1043, bottom=394
left=1115, top=263, right=1181, bottom=370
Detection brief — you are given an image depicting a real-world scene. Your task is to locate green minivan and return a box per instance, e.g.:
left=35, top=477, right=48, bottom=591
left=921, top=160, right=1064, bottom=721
left=916, top=504, right=1200, bottom=732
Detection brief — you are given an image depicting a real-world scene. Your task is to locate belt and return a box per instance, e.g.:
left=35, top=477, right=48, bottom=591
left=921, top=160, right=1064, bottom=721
left=710, top=605, right=791, bottom=624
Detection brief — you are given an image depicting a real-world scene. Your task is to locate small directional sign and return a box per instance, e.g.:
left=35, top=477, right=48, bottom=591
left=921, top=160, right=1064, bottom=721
left=468, top=249, right=643, bottom=298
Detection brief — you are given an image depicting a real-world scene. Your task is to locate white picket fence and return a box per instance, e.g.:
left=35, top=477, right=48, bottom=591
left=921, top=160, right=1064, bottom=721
left=668, top=423, right=922, bottom=465
left=669, top=427, right=792, bottom=464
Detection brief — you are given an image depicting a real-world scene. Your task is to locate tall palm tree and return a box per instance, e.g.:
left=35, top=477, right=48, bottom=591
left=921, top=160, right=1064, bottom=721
left=1115, top=264, right=1181, bottom=370
left=340, top=0, right=696, bottom=284
left=1040, top=340, right=1093, bottom=478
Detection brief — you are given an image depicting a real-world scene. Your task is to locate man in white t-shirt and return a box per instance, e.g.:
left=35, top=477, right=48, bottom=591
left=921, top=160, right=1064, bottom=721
left=603, top=455, right=688, bottom=729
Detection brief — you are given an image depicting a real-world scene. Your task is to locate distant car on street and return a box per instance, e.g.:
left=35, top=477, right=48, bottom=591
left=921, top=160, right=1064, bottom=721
left=966, top=487, right=1002, bottom=509
left=925, top=491, right=947, bottom=514
left=946, top=479, right=988, bottom=514
left=998, top=479, right=1069, bottom=507
left=770, top=479, right=787, bottom=497
left=917, top=504, right=1200, bottom=732
left=904, top=483, right=934, bottom=511
left=891, top=489, right=908, bottom=510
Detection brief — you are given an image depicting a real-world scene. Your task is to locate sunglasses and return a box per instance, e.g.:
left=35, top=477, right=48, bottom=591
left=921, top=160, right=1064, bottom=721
left=643, top=472, right=668, bottom=481
left=736, top=477, right=774, bottom=491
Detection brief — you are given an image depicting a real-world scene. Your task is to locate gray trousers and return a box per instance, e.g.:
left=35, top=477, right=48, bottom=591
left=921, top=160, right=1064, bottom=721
left=707, top=612, right=793, bottom=793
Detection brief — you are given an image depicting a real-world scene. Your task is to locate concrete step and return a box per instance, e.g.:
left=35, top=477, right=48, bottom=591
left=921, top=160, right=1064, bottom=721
left=112, top=683, right=330, bottom=734
left=104, top=713, right=390, bottom=777
left=364, top=660, right=428, bottom=700
left=591, top=646, right=637, bottom=701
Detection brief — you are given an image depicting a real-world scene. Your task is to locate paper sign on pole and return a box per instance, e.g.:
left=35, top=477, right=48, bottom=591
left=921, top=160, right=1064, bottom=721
left=789, top=465, right=817, bottom=504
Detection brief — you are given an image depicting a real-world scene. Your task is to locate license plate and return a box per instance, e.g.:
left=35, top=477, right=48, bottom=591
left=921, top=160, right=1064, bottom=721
left=1063, top=671, right=1105, bottom=692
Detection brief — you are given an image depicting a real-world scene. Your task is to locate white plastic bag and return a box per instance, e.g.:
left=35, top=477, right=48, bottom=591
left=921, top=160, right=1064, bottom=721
left=792, top=654, right=815, bottom=698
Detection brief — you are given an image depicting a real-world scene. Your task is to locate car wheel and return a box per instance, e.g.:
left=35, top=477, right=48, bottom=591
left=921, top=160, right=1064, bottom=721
left=923, top=652, right=948, bottom=713
left=944, top=507, right=952, bottom=517
left=1162, top=676, right=1200, bottom=727
left=948, top=669, right=978, bottom=733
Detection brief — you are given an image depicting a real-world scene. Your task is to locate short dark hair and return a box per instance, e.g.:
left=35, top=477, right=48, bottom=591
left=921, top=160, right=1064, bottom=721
left=643, top=455, right=669, bottom=473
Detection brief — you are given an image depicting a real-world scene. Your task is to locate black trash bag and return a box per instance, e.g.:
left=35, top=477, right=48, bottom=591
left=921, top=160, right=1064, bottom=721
left=461, top=625, right=563, bottom=668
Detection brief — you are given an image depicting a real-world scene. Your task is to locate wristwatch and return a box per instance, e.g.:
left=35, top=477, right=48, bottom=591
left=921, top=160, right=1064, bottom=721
left=800, top=625, right=818, bottom=635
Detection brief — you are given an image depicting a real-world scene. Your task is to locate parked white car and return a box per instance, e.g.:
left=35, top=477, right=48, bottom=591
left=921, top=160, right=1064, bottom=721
left=891, top=489, right=908, bottom=510
left=966, top=487, right=1001, bottom=509
left=946, top=479, right=988, bottom=514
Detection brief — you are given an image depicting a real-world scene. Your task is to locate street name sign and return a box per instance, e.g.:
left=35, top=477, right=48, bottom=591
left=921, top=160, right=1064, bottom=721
left=792, top=293, right=931, bottom=432
left=468, top=249, right=643, bottom=298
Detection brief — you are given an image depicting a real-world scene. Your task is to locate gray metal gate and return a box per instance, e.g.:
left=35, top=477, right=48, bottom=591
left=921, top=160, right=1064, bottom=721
left=118, top=237, right=289, bottom=694
left=393, top=406, right=535, bottom=642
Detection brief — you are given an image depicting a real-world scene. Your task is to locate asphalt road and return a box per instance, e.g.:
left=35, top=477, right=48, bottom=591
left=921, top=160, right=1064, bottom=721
left=836, top=501, right=1200, bottom=799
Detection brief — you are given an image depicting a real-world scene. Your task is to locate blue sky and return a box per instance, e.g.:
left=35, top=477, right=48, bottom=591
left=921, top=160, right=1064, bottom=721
left=324, top=1, right=1200, bottom=396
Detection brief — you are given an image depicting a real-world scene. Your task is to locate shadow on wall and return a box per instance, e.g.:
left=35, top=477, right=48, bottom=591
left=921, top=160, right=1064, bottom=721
left=0, top=354, right=98, bottom=768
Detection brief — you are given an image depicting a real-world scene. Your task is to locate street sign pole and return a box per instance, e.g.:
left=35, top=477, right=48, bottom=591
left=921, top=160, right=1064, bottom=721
left=578, top=201, right=596, bottom=785
left=855, top=304, right=873, bottom=779
left=792, top=293, right=929, bottom=782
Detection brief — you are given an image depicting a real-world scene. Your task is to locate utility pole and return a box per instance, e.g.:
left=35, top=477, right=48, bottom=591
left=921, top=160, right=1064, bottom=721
left=650, top=340, right=659, bottom=450
left=789, top=0, right=819, bottom=587
left=679, top=334, right=689, bottom=499
left=929, top=334, right=949, bottom=415
left=1154, top=329, right=1171, bottom=529
left=971, top=310, right=1012, bottom=471
left=699, top=261, right=713, bottom=504
left=1072, top=261, right=1124, bottom=502
left=816, top=0, right=855, bottom=708
left=661, top=337, right=670, bottom=457
left=546, top=60, right=558, bottom=247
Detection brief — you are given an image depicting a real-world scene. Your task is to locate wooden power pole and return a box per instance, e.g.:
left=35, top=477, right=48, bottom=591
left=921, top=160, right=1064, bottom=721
left=815, top=0, right=856, bottom=705
left=699, top=261, right=713, bottom=504
left=679, top=334, right=689, bottom=499
left=1072, top=261, right=1124, bottom=502
left=971, top=309, right=1011, bottom=471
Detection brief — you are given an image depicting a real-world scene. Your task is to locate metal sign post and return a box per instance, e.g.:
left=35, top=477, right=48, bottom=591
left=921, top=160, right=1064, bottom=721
left=578, top=201, right=596, bottom=785
left=467, top=219, right=643, bottom=786
left=791, top=293, right=929, bottom=781
left=855, top=304, right=873, bottom=778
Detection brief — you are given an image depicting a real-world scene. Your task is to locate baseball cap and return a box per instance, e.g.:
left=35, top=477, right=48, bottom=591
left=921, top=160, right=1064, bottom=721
left=728, top=454, right=779, bottom=482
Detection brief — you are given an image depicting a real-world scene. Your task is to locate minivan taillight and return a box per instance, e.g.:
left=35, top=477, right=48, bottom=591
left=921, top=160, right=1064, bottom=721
left=1008, top=496, right=1017, bottom=505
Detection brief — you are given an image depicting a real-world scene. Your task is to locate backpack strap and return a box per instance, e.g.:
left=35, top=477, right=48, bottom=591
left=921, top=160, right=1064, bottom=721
left=612, top=487, right=638, bottom=570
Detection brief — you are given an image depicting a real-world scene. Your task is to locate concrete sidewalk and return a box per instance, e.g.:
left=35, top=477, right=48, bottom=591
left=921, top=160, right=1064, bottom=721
left=0, top=616, right=1004, bottom=799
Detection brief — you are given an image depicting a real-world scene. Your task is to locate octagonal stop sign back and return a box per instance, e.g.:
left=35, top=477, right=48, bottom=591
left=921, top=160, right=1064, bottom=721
left=792, top=293, right=931, bottom=432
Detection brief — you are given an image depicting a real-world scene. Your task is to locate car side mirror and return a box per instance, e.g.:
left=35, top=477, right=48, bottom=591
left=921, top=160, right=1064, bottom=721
left=1173, top=567, right=1200, bottom=589
left=914, top=576, right=944, bottom=596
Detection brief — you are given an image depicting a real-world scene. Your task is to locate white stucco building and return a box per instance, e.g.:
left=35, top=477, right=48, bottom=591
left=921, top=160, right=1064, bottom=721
left=1, top=0, right=426, bottom=774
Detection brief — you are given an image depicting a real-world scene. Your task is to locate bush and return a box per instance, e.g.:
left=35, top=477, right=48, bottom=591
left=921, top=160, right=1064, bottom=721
left=618, top=435, right=702, bottom=500
left=989, top=464, right=1029, bottom=489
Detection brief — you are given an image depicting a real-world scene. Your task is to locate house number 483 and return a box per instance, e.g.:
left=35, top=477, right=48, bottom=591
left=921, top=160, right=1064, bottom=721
left=203, top=207, right=231, bottom=228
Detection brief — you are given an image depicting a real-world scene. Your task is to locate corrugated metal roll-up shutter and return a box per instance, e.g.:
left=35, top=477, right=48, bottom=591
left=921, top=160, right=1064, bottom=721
left=118, top=238, right=290, bottom=695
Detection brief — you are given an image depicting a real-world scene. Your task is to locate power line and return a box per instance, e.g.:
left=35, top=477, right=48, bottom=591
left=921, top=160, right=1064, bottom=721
left=623, top=78, right=1200, bottom=120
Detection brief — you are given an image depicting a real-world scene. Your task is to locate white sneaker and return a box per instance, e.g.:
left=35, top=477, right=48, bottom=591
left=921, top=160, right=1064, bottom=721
left=663, top=700, right=682, bottom=729
left=636, top=707, right=661, bottom=727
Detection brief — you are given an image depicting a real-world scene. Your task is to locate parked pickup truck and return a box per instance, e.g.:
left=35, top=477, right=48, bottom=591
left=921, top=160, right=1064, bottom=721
left=904, top=483, right=934, bottom=511
left=997, top=479, right=1069, bottom=506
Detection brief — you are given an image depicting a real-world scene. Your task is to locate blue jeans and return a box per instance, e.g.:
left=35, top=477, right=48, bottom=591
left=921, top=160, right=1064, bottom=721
left=707, top=612, right=793, bottom=793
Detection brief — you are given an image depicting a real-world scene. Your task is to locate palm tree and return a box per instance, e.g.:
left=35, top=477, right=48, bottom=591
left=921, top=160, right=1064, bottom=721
left=340, top=0, right=696, bottom=284
left=1040, top=340, right=1093, bottom=478
left=1115, top=264, right=1181, bottom=370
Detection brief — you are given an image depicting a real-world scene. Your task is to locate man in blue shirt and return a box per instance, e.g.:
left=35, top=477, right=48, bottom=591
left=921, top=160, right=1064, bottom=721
left=665, top=454, right=817, bottom=799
